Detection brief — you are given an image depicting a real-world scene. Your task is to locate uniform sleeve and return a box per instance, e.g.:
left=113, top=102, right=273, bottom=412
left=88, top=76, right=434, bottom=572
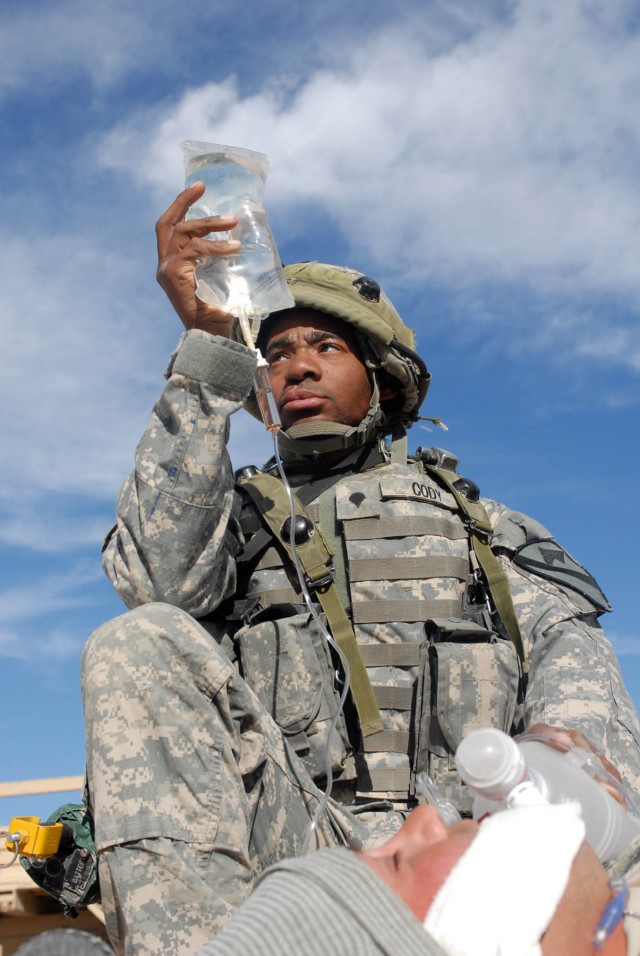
left=485, top=500, right=640, bottom=799
left=102, top=330, right=258, bottom=616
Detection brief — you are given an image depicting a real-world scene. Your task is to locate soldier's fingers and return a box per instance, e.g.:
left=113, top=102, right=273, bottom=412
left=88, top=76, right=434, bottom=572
left=157, top=237, right=240, bottom=291
left=520, top=722, right=625, bottom=788
left=603, top=781, right=627, bottom=807
left=167, top=236, right=241, bottom=265
left=549, top=727, right=623, bottom=782
left=155, top=182, right=208, bottom=255
left=170, top=215, right=238, bottom=241
left=519, top=723, right=573, bottom=752
left=157, top=182, right=205, bottom=227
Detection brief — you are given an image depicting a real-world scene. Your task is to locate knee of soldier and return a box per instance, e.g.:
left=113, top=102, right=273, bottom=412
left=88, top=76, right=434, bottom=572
left=81, top=602, right=222, bottom=693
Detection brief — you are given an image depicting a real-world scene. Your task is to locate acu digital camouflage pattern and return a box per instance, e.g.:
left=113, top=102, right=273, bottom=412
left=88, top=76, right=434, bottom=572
left=82, top=602, right=401, bottom=953
left=89, top=329, right=640, bottom=953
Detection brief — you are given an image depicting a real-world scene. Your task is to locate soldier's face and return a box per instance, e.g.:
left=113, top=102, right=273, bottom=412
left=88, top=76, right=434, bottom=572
left=264, top=310, right=379, bottom=431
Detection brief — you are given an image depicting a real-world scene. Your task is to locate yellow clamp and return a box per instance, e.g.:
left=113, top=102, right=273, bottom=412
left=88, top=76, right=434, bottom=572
left=6, top=817, right=63, bottom=858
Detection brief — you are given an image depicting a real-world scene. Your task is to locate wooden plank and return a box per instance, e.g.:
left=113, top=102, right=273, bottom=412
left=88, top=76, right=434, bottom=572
left=0, top=776, right=83, bottom=799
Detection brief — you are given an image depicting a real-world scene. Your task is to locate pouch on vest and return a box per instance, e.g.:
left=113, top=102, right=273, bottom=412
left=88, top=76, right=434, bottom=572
left=413, top=619, right=520, bottom=813
left=235, top=605, right=354, bottom=782
left=20, top=803, right=100, bottom=917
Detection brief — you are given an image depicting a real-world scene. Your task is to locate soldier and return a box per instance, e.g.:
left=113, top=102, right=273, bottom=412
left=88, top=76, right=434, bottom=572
left=82, top=182, right=640, bottom=954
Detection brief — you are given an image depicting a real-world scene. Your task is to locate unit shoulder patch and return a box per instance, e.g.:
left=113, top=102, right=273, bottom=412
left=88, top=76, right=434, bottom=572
left=512, top=539, right=611, bottom=613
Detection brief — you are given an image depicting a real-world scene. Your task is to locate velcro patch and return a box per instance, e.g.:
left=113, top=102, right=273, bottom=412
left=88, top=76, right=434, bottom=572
left=513, top=540, right=611, bottom=612
left=378, top=476, right=457, bottom=511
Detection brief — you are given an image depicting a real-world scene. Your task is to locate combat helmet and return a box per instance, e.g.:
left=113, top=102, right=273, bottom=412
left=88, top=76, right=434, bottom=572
left=251, top=262, right=431, bottom=461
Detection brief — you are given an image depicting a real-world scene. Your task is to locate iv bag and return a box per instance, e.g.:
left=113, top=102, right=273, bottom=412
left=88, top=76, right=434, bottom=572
left=181, top=140, right=294, bottom=326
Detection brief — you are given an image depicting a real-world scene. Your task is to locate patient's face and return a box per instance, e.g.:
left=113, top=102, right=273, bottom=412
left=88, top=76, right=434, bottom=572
left=357, top=805, right=626, bottom=955
left=358, top=805, right=477, bottom=922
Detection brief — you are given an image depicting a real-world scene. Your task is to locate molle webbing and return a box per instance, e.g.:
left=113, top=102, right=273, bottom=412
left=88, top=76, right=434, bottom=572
left=361, top=768, right=411, bottom=792
left=340, top=514, right=467, bottom=541
left=359, top=643, right=421, bottom=667
left=423, top=465, right=529, bottom=678
left=237, top=473, right=384, bottom=738
left=373, top=686, right=414, bottom=709
left=363, top=730, right=410, bottom=753
left=353, top=598, right=461, bottom=625
left=348, top=555, right=468, bottom=582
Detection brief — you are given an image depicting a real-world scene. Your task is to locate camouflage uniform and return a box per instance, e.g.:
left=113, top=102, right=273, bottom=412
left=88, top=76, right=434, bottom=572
left=83, top=328, right=640, bottom=953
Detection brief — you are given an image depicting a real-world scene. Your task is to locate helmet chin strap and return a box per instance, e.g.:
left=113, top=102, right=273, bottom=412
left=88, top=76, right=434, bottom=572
left=276, top=380, right=388, bottom=463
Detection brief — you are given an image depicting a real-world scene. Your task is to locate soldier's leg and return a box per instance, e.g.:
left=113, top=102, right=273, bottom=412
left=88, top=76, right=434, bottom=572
left=82, top=602, right=353, bottom=955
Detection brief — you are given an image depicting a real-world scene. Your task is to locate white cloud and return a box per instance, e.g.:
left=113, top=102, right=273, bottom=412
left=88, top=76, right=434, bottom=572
left=0, top=509, right=108, bottom=553
left=0, top=562, right=106, bottom=660
left=99, top=0, right=640, bottom=370
left=0, top=624, right=86, bottom=662
left=0, top=564, right=101, bottom=624
left=0, top=0, right=168, bottom=94
left=2, top=0, right=639, bottom=559
left=0, top=231, right=158, bottom=498
left=0, top=0, right=425, bottom=100
left=0, top=219, right=274, bottom=549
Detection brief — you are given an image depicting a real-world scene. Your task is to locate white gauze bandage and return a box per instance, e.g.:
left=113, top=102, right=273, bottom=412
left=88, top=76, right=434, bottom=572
left=423, top=802, right=585, bottom=956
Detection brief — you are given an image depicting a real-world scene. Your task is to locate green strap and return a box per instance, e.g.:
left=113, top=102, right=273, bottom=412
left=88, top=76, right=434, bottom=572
left=317, top=486, right=352, bottom=614
left=424, top=465, right=529, bottom=678
left=238, top=473, right=384, bottom=737
left=390, top=430, right=408, bottom=464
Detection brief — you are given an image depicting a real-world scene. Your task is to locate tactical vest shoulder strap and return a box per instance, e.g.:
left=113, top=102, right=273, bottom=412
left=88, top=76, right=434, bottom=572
left=237, top=472, right=384, bottom=738
left=423, top=464, right=529, bottom=682
left=236, top=442, right=387, bottom=572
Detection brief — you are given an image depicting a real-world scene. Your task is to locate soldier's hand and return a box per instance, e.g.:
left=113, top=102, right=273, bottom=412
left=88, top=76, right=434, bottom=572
left=519, top=722, right=626, bottom=806
left=156, top=182, right=240, bottom=337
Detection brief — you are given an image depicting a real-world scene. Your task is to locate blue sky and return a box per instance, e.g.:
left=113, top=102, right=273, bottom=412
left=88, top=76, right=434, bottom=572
left=2, top=0, right=639, bottom=825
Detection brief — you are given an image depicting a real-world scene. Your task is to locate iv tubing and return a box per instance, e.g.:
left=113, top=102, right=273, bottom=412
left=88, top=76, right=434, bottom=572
left=237, top=309, right=352, bottom=856
left=272, top=432, right=352, bottom=855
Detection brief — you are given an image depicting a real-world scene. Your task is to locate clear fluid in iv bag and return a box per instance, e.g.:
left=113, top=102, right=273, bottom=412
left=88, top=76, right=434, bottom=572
left=181, top=142, right=294, bottom=319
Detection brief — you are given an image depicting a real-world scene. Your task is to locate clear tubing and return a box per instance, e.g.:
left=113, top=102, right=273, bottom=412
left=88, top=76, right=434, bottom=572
left=240, top=313, right=350, bottom=851
left=253, top=362, right=281, bottom=431
left=233, top=306, right=281, bottom=432
left=272, top=433, right=352, bottom=855
left=237, top=309, right=256, bottom=350
left=415, top=772, right=462, bottom=825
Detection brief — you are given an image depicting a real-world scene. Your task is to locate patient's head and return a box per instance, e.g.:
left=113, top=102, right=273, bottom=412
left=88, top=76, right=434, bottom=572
left=358, top=803, right=627, bottom=955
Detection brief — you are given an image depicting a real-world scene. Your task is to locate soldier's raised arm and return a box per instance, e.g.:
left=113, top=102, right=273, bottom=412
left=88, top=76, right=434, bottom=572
left=102, top=187, right=257, bottom=614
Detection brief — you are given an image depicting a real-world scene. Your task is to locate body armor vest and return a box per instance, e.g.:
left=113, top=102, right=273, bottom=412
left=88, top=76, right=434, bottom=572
left=226, top=456, right=522, bottom=813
